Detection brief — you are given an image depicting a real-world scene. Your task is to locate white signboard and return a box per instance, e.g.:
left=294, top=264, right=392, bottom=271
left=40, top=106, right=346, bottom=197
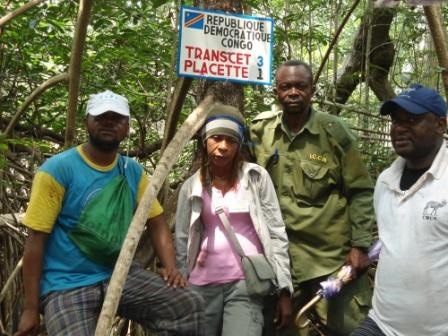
left=177, top=6, right=274, bottom=85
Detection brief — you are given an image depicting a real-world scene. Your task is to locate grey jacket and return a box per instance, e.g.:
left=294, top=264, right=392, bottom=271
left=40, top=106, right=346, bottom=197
left=175, top=162, right=293, bottom=294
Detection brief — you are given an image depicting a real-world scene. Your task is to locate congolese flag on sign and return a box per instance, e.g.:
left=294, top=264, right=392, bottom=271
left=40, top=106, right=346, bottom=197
left=184, top=11, right=205, bottom=30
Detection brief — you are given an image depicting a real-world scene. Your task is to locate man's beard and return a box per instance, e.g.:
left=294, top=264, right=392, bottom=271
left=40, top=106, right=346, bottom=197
left=88, top=133, right=121, bottom=152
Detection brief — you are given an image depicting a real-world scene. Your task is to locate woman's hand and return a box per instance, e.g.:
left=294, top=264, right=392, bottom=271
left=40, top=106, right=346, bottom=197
left=275, top=290, right=292, bottom=329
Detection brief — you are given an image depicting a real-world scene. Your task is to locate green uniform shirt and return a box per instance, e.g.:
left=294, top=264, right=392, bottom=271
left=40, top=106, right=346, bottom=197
left=250, top=107, right=374, bottom=285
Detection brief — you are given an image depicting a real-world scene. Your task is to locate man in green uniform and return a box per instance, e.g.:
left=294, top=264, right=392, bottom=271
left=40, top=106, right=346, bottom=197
left=250, top=60, right=374, bottom=336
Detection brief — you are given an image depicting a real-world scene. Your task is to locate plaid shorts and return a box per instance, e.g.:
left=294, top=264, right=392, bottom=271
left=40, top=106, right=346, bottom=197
left=41, top=264, right=205, bottom=336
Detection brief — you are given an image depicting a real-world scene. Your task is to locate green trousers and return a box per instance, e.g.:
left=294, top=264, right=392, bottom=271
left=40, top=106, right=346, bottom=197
left=192, top=280, right=264, bottom=336
left=263, top=272, right=372, bottom=336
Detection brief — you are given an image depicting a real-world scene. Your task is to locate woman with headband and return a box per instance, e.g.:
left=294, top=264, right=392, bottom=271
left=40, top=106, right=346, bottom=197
left=175, top=102, right=293, bottom=336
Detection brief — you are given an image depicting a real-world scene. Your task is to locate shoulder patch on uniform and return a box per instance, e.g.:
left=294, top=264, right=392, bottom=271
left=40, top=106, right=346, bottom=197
left=315, top=111, right=339, bottom=124
left=316, top=112, right=355, bottom=148
left=252, top=110, right=282, bottom=122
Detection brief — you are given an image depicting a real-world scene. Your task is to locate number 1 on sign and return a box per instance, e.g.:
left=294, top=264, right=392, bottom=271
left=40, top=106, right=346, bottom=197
left=257, top=56, right=264, bottom=80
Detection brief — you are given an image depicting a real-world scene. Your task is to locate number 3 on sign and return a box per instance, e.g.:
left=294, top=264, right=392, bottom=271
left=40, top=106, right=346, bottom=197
left=257, top=56, right=264, bottom=80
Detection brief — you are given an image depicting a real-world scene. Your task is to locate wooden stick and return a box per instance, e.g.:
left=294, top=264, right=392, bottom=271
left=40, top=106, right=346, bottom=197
left=94, top=96, right=216, bottom=335
left=0, top=258, right=23, bottom=304
left=0, top=0, right=46, bottom=28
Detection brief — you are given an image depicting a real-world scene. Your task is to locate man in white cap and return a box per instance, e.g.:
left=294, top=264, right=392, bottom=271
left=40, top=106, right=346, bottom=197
left=16, top=90, right=205, bottom=336
left=351, top=84, right=448, bottom=336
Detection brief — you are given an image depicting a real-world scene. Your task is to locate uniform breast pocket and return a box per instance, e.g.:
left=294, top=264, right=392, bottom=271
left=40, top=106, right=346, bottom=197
left=299, top=161, right=330, bottom=201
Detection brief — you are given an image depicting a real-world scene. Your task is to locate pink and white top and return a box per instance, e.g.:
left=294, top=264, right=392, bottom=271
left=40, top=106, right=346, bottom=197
left=188, top=183, right=264, bottom=285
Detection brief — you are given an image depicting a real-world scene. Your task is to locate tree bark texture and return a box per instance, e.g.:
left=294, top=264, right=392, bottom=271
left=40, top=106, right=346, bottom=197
left=199, top=0, right=243, bottom=12
left=161, top=77, right=193, bottom=154
left=423, top=4, right=448, bottom=96
left=64, top=0, right=93, bottom=148
left=333, top=7, right=396, bottom=111
left=195, top=0, right=245, bottom=112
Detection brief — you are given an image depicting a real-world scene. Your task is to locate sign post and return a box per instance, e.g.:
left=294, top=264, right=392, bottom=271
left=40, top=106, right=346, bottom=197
left=177, top=6, right=274, bottom=85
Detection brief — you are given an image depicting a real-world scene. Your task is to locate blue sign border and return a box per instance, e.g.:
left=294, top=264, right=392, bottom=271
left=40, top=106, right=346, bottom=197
left=176, top=5, right=274, bottom=86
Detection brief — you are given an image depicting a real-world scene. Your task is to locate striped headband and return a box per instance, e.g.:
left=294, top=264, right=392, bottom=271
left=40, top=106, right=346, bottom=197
left=202, top=115, right=245, bottom=143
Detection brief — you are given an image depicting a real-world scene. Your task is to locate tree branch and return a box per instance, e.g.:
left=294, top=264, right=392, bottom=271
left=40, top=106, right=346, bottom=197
left=423, top=4, right=448, bottom=96
left=0, top=0, right=46, bottom=28
left=314, top=0, right=362, bottom=84
left=3, top=73, right=69, bottom=137
left=333, top=7, right=396, bottom=111
left=65, top=0, right=93, bottom=148
left=95, top=95, right=216, bottom=336
left=161, top=77, right=193, bottom=153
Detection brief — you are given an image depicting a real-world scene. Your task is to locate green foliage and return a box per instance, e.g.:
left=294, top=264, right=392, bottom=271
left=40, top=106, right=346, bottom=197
left=1, top=0, right=447, bottom=214
left=1, top=0, right=179, bottom=151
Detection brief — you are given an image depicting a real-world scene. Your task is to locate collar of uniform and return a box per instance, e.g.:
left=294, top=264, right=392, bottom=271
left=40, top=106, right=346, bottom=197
left=279, top=107, right=319, bottom=138
left=303, top=107, right=320, bottom=135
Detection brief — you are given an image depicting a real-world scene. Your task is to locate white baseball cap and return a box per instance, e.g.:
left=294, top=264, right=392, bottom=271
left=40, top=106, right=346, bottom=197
left=86, top=90, right=130, bottom=117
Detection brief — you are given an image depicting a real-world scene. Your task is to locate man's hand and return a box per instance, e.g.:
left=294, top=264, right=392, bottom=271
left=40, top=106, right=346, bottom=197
left=345, top=247, right=370, bottom=279
left=274, top=290, right=292, bottom=329
left=148, top=215, right=187, bottom=288
left=158, top=266, right=187, bottom=288
left=14, top=307, right=40, bottom=336
left=15, top=230, right=47, bottom=336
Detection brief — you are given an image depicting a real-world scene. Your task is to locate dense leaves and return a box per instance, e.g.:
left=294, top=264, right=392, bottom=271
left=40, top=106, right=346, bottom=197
left=1, top=1, right=447, bottom=335
left=0, top=0, right=447, bottom=211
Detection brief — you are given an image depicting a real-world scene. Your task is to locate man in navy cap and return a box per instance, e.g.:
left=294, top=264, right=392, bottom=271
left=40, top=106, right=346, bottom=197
left=351, top=84, right=448, bottom=336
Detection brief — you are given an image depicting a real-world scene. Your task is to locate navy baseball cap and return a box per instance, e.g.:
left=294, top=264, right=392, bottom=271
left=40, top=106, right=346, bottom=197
left=380, top=84, right=447, bottom=117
